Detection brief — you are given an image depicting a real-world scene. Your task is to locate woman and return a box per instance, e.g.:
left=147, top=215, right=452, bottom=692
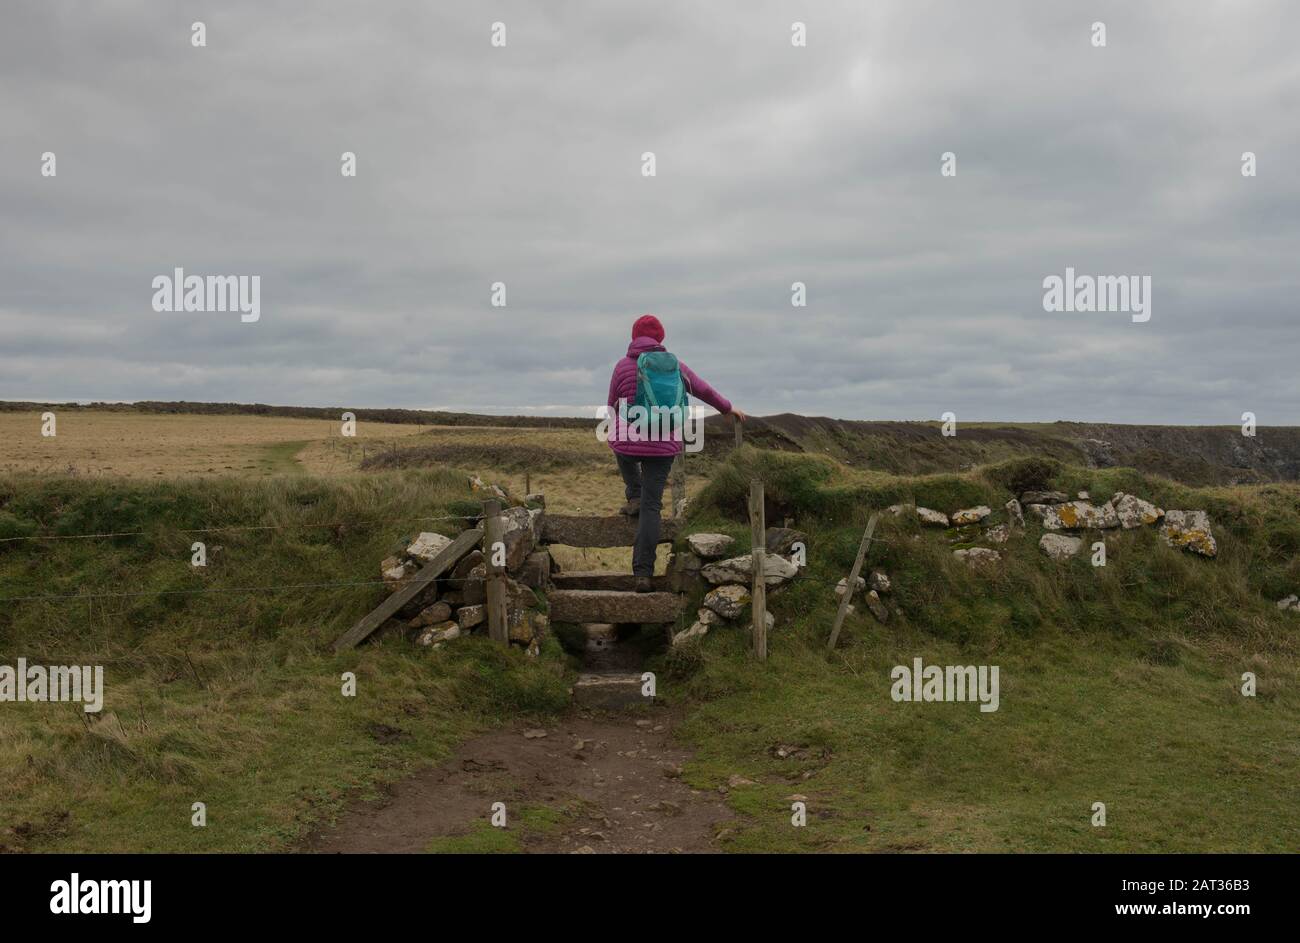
left=605, top=314, right=746, bottom=591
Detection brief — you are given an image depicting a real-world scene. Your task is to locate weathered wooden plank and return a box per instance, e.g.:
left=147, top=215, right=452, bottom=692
left=827, top=514, right=878, bottom=651
left=551, top=571, right=670, bottom=593
left=332, top=528, right=483, bottom=651
left=572, top=671, right=648, bottom=709
left=547, top=589, right=685, bottom=624
left=541, top=515, right=680, bottom=548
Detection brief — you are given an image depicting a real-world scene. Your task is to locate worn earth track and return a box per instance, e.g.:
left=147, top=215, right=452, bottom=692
left=307, top=710, right=734, bottom=854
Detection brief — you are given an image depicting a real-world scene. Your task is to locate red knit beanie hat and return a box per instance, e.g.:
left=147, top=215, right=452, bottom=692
left=632, top=314, right=665, bottom=343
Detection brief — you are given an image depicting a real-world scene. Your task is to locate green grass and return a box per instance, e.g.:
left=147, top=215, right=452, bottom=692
left=5, top=449, right=1300, bottom=853
left=0, top=470, right=571, bottom=852
left=658, top=449, right=1300, bottom=851
left=256, top=439, right=310, bottom=474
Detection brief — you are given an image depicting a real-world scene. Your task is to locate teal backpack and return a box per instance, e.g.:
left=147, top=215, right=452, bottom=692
left=635, top=351, right=688, bottom=418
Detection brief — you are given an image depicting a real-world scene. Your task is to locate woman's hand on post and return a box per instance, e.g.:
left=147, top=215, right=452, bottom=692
left=730, top=408, right=748, bottom=423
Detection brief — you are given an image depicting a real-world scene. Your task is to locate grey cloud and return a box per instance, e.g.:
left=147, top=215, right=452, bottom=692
left=1, top=0, right=1297, bottom=423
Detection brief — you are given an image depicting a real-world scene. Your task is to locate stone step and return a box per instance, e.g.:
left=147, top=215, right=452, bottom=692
left=573, top=672, right=650, bottom=710
left=541, top=514, right=680, bottom=548
left=551, top=571, right=670, bottom=592
left=547, top=589, right=685, bottom=624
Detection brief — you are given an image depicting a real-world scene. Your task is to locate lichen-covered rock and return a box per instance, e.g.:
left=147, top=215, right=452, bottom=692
left=1276, top=595, right=1299, bottom=612
left=500, top=507, right=542, bottom=573
left=835, top=575, right=866, bottom=597
left=696, top=606, right=724, bottom=626
left=1114, top=494, right=1164, bottom=529
left=916, top=507, right=949, bottom=527
left=676, top=608, right=772, bottom=645
left=469, top=474, right=507, bottom=499
left=517, top=550, right=553, bottom=590
left=702, top=553, right=799, bottom=586
left=672, top=620, right=710, bottom=646
left=1021, top=490, right=1068, bottom=505
left=765, top=527, right=809, bottom=555
left=951, top=505, right=991, bottom=526
left=456, top=604, right=485, bottom=630
left=461, top=564, right=486, bottom=605
left=703, top=584, right=751, bottom=619
left=1005, top=499, right=1024, bottom=529
left=687, top=533, right=736, bottom=559
left=382, top=557, right=418, bottom=591
left=886, top=503, right=913, bottom=516
left=1039, top=533, right=1083, bottom=560
left=415, top=621, right=461, bottom=646
left=868, top=569, right=891, bottom=593
left=1033, top=501, right=1119, bottom=531
left=1161, top=510, right=1217, bottom=557
left=668, top=550, right=705, bottom=593
left=406, top=532, right=452, bottom=563
left=409, top=601, right=452, bottom=627
left=864, top=589, right=889, bottom=623
left=508, top=609, right=548, bottom=644
left=953, top=547, right=1001, bottom=569
left=451, top=550, right=484, bottom=582
left=985, top=523, right=1012, bottom=544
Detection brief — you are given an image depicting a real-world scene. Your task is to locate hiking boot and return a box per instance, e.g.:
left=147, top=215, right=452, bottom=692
left=619, top=498, right=641, bottom=516
left=634, top=577, right=655, bottom=593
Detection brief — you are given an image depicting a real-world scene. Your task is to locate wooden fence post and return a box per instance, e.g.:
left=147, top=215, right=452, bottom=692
left=671, top=453, right=687, bottom=517
left=827, top=513, right=879, bottom=651
left=749, top=479, right=767, bottom=660
left=734, top=415, right=744, bottom=448
left=483, top=499, right=510, bottom=644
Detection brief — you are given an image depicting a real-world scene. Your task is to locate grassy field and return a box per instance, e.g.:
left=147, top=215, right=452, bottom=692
left=3, top=411, right=1299, bottom=852
left=0, top=410, right=427, bottom=480
left=654, top=450, right=1300, bottom=851
left=0, top=470, right=571, bottom=852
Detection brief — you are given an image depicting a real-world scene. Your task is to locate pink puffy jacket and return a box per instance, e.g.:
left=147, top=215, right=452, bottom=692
left=605, top=336, right=733, bottom=457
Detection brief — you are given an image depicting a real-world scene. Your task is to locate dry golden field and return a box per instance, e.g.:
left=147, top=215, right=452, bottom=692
left=0, top=410, right=425, bottom=479
left=0, top=409, right=702, bottom=571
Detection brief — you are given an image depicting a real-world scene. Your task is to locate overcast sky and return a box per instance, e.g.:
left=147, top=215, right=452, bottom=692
left=3, top=1, right=1298, bottom=423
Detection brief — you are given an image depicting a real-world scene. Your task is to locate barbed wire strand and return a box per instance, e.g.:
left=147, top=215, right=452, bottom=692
left=0, top=572, right=493, bottom=604
left=0, top=512, right=486, bottom=544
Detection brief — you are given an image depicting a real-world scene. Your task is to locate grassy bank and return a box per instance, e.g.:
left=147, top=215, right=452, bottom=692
left=650, top=449, right=1300, bottom=851
left=4, top=448, right=1299, bottom=853
left=0, top=470, right=570, bottom=852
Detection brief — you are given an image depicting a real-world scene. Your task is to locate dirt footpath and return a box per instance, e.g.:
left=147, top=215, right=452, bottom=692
left=308, top=711, right=734, bottom=854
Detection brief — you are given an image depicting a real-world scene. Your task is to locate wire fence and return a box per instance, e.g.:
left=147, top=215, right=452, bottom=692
left=0, top=573, right=494, bottom=604
left=0, top=512, right=485, bottom=544
left=1, top=500, right=893, bottom=606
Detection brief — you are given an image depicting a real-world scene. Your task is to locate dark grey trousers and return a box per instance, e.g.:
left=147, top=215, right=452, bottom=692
left=615, top=453, right=676, bottom=577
